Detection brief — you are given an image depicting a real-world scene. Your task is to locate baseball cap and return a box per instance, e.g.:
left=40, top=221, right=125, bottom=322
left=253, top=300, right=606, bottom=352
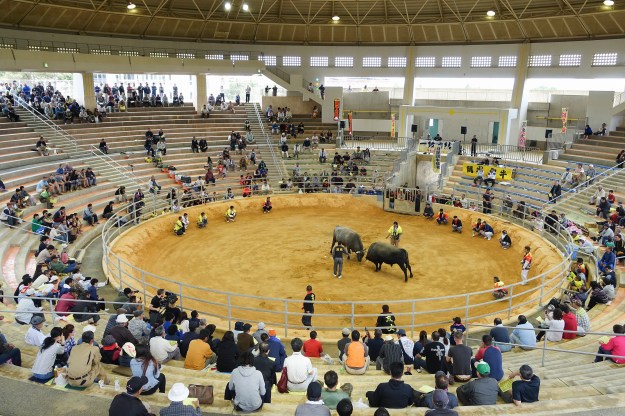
left=342, top=328, right=350, bottom=336
left=133, top=310, right=144, bottom=317
left=116, top=314, right=129, bottom=324
left=433, top=389, right=449, bottom=408
left=268, top=329, right=277, bottom=336
left=397, top=329, right=406, bottom=336
left=30, top=315, right=45, bottom=325
left=126, top=376, right=148, bottom=394
left=83, top=325, right=97, bottom=334
left=476, top=360, right=491, bottom=375
left=258, top=322, right=265, bottom=330
left=384, top=335, right=393, bottom=341
left=122, top=342, right=137, bottom=358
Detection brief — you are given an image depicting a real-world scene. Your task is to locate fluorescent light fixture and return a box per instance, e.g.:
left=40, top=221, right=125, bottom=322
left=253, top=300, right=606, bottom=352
left=224, top=1, right=232, bottom=10
left=127, top=2, right=136, bottom=9
left=242, top=3, right=249, bottom=11
left=486, top=10, right=496, bottom=16
left=332, top=15, right=340, bottom=21
left=604, top=0, right=615, bottom=5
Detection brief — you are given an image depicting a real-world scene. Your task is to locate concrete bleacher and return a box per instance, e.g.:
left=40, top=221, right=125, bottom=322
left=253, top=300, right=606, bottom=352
left=561, top=127, right=625, bottom=166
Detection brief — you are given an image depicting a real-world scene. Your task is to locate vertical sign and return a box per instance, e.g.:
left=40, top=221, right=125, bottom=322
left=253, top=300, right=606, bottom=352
left=432, top=145, right=441, bottom=173
left=333, top=99, right=340, bottom=121
left=391, top=113, right=396, bottom=137
left=561, top=108, right=568, bottom=133
left=348, top=111, right=353, bottom=135
left=519, top=120, right=527, bottom=148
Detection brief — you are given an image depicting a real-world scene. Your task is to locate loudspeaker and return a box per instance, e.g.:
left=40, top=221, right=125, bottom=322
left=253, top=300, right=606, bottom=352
left=340, top=121, right=346, bottom=129
left=545, top=129, right=552, bottom=139
left=411, top=124, right=418, bottom=133
left=461, top=126, right=467, bottom=135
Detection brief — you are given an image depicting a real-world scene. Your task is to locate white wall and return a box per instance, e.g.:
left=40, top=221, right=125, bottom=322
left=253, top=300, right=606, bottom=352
left=352, top=119, right=392, bottom=133
left=587, top=91, right=617, bottom=131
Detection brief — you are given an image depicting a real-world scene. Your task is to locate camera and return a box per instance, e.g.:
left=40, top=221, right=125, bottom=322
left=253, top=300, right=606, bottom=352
left=159, top=291, right=178, bottom=308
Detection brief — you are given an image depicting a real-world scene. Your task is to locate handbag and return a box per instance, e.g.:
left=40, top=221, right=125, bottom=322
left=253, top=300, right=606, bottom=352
left=277, top=367, right=288, bottom=393
left=188, top=384, right=214, bottom=405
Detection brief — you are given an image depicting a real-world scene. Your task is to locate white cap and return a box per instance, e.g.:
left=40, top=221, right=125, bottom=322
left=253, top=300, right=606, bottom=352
left=83, top=325, right=97, bottom=334
left=49, top=276, right=59, bottom=282
left=116, top=314, right=129, bottom=324
left=168, top=383, right=190, bottom=402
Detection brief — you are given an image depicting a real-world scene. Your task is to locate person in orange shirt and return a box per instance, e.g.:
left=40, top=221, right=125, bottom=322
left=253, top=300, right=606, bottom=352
left=436, top=209, right=449, bottom=225
left=343, top=330, right=370, bottom=375
left=493, top=276, right=508, bottom=299
left=521, top=246, right=532, bottom=285
left=303, top=330, right=324, bottom=358
left=184, top=329, right=216, bottom=370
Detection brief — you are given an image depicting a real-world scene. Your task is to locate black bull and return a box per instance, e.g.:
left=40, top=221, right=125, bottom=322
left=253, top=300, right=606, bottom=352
left=365, top=242, right=413, bottom=282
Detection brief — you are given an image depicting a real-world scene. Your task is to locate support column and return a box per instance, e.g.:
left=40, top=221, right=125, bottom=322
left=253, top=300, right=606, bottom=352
left=73, top=73, right=96, bottom=110
left=403, top=46, right=416, bottom=106
left=508, top=43, right=530, bottom=146
left=195, top=74, right=207, bottom=113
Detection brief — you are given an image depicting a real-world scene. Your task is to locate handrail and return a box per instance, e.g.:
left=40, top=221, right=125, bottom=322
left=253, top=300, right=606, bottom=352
left=14, top=97, right=80, bottom=154
left=88, top=145, right=139, bottom=188
left=461, top=142, right=543, bottom=164
left=101, top=191, right=573, bottom=338
left=543, top=162, right=625, bottom=211
left=264, top=67, right=291, bottom=84
left=249, top=103, right=284, bottom=178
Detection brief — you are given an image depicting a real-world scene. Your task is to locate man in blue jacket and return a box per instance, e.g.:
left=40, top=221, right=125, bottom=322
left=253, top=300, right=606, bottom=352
left=366, top=361, right=415, bottom=408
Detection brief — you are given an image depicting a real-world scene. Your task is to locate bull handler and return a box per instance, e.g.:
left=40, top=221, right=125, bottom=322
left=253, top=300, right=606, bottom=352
left=386, top=221, right=403, bottom=247
left=332, top=241, right=346, bottom=279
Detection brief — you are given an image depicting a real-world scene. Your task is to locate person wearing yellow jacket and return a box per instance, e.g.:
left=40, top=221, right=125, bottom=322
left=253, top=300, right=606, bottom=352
left=225, top=206, right=237, bottom=223
left=386, top=222, right=402, bottom=247
left=174, top=217, right=184, bottom=235
left=197, top=212, right=208, bottom=228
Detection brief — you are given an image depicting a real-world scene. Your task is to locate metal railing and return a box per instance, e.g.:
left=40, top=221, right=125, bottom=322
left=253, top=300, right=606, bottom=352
left=342, top=136, right=415, bottom=151
left=88, top=145, right=139, bottom=189
left=101, top=192, right=573, bottom=338
left=248, top=103, right=284, bottom=178
left=14, top=97, right=80, bottom=154
left=461, top=143, right=543, bottom=164
left=614, top=91, right=625, bottom=108
left=264, top=67, right=291, bottom=84
left=4, top=294, right=142, bottom=320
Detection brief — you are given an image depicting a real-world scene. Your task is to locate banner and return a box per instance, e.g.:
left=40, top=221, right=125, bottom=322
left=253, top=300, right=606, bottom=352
left=348, top=111, right=353, bottom=135
left=391, top=114, right=396, bottom=137
left=333, top=99, right=340, bottom=121
left=518, top=120, right=527, bottom=148
left=561, top=108, right=568, bottom=133
left=462, top=162, right=514, bottom=181
left=432, top=145, right=441, bottom=174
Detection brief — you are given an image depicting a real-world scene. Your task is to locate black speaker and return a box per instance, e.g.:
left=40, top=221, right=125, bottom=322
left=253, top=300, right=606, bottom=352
left=545, top=129, right=552, bottom=139
left=340, top=121, right=346, bottom=129
left=411, top=124, right=418, bottom=133
left=461, top=126, right=467, bottom=135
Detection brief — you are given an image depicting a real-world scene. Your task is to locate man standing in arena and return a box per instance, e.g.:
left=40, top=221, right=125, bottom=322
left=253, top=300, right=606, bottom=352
left=387, top=221, right=403, bottom=247
left=302, top=285, right=315, bottom=329
left=332, top=241, right=346, bottom=279
left=521, top=246, right=532, bottom=285
left=376, top=305, right=396, bottom=334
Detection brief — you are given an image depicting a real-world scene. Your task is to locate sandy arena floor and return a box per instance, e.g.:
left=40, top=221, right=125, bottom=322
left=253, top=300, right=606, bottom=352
left=110, top=194, right=564, bottom=337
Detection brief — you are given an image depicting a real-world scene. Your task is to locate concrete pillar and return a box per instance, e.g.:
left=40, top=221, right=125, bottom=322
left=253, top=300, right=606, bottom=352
left=508, top=43, right=530, bottom=146
left=73, top=73, right=96, bottom=110
left=195, top=74, right=207, bottom=113
left=403, top=46, right=416, bottom=106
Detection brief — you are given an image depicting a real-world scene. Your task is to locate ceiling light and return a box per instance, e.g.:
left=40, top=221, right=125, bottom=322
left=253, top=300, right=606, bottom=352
left=242, top=3, right=249, bottom=11
left=224, top=1, right=231, bottom=10
left=127, top=2, right=136, bottom=9
left=486, top=10, right=495, bottom=16
left=604, top=0, right=614, bottom=5
left=332, top=15, right=340, bottom=21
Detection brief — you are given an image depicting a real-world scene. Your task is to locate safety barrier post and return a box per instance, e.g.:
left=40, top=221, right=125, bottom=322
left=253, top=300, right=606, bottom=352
left=227, top=295, right=232, bottom=330
left=141, top=270, right=147, bottom=307
left=508, top=285, right=514, bottom=320
left=541, top=333, right=548, bottom=367
left=178, top=283, right=183, bottom=309
left=464, top=294, right=470, bottom=324
left=117, top=257, right=123, bottom=290
left=539, top=272, right=546, bottom=307
left=284, top=301, right=289, bottom=338
left=411, top=301, right=415, bottom=338
left=351, top=303, right=355, bottom=329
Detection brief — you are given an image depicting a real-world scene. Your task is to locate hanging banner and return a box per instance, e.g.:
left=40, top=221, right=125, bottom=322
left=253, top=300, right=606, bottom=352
left=432, top=145, right=441, bottom=174
left=561, top=108, right=568, bottom=133
left=462, top=162, right=515, bottom=180
left=391, top=114, right=396, bottom=137
left=519, top=120, right=527, bottom=148
left=333, top=99, right=340, bottom=121
left=348, top=111, right=353, bottom=135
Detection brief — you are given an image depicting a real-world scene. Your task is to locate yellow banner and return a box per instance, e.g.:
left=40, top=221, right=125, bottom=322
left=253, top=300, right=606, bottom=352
left=462, top=163, right=514, bottom=181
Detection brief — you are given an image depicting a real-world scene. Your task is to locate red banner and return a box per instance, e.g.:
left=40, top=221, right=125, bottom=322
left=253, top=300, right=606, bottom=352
left=333, top=99, right=340, bottom=121
left=348, top=111, right=353, bottom=135
left=561, top=107, right=568, bottom=133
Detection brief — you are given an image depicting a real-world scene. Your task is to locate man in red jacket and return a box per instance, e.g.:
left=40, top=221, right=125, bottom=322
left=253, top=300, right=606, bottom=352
left=560, top=304, right=577, bottom=340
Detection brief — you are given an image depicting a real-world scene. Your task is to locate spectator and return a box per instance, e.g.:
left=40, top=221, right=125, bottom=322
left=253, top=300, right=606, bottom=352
left=128, top=310, right=150, bottom=345
left=336, top=398, right=353, bottom=416
left=0, top=330, right=22, bottom=367
left=503, top=365, right=540, bottom=405
left=425, top=389, right=459, bottom=415
left=419, top=371, right=458, bottom=410
left=294, top=382, right=331, bottom=416
left=216, top=331, right=239, bottom=373
left=67, top=330, right=108, bottom=387
left=83, top=203, right=99, bottom=226
left=179, top=321, right=200, bottom=357
left=283, top=337, right=318, bottom=392
left=536, top=307, right=565, bottom=342
left=237, top=323, right=255, bottom=354
left=595, top=324, right=625, bottom=363
left=510, top=315, right=536, bottom=350
left=489, top=318, right=512, bottom=352
left=320, top=370, right=350, bottom=410
left=184, top=329, right=215, bottom=370
left=446, top=331, right=472, bottom=383
left=254, top=342, right=276, bottom=404
left=560, top=304, right=578, bottom=340
left=599, top=246, right=616, bottom=274
left=337, top=328, right=351, bottom=362
left=303, top=330, right=323, bottom=358
left=227, top=351, right=265, bottom=412
left=377, top=334, right=403, bottom=374
left=364, top=329, right=385, bottom=363
left=456, top=361, right=499, bottom=405
left=100, top=335, right=122, bottom=364
left=472, top=335, right=503, bottom=381
left=149, top=325, right=181, bottom=363
left=267, top=329, right=287, bottom=371
left=414, top=331, right=446, bottom=374
left=366, top=361, right=415, bottom=408
left=587, top=281, right=610, bottom=311
left=160, top=383, right=202, bottom=416
left=130, top=345, right=166, bottom=395
left=343, top=330, right=370, bottom=375
left=376, top=304, right=396, bottom=334
left=396, top=329, right=414, bottom=375
left=108, top=376, right=152, bottom=416
left=110, top=314, right=139, bottom=347
left=31, top=327, right=65, bottom=381
left=252, top=322, right=268, bottom=345
left=15, top=289, right=43, bottom=326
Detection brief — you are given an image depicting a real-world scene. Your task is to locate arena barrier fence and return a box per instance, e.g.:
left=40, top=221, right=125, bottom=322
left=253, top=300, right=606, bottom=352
left=461, top=143, right=543, bottom=164
left=102, top=192, right=573, bottom=339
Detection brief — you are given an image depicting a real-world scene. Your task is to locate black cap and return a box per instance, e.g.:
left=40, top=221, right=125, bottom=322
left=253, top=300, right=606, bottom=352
left=126, top=376, right=148, bottom=394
